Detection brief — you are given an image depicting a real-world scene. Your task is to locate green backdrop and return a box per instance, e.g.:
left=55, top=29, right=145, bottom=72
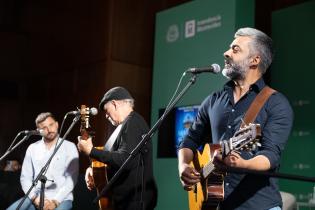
left=151, top=0, right=254, bottom=209
left=271, top=0, right=315, bottom=208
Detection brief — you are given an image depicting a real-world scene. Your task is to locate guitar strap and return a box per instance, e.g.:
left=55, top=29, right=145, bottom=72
left=104, top=124, right=123, bottom=151
left=240, top=85, right=276, bottom=128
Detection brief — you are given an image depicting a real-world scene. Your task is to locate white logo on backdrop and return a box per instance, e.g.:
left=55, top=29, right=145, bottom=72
left=197, top=15, right=221, bottom=32
left=166, top=24, right=179, bottom=43
left=165, top=15, right=222, bottom=43
left=185, top=20, right=196, bottom=38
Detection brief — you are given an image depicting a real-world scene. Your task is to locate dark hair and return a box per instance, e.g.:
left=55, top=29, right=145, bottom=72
left=235, top=27, right=274, bottom=74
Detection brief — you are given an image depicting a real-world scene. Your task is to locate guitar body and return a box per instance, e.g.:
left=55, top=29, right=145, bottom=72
left=80, top=105, right=111, bottom=210
left=187, top=123, right=261, bottom=210
left=92, top=147, right=111, bottom=210
left=189, top=144, right=224, bottom=210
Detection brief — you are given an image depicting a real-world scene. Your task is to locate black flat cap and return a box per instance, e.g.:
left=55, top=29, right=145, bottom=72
left=99, top=86, right=133, bottom=111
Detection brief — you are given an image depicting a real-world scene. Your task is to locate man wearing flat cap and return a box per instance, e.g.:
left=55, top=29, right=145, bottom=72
left=77, top=86, right=157, bottom=210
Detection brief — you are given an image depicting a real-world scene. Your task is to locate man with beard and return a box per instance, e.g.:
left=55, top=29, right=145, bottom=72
left=77, top=87, right=157, bottom=210
left=7, top=112, right=79, bottom=210
left=178, top=27, right=293, bottom=210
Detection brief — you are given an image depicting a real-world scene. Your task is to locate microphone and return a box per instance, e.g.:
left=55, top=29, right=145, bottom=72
left=67, top=107, right=98, bottom=116
left=186, top=63, right=221, bottom=74
left=23, top=129, right=45, bottom=136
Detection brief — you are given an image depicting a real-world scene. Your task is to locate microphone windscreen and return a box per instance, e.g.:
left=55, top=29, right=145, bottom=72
left=211, top=63, right=221, bottom=73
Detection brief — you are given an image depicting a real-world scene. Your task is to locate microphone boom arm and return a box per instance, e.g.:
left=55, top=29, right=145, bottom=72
left=0, top=134, right=30, bottom=162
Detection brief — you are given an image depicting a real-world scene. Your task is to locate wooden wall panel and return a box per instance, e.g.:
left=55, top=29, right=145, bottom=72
left=111, top=1, right=156, bottom=67
left=105, top=60, right=152, bottom=120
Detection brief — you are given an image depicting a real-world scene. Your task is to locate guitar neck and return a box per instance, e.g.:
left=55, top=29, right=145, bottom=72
left=80, top=129, right=89, bottom=140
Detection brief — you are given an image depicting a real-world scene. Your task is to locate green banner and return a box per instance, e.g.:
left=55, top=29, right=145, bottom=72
left=152, top=0, right=254, bottom=209
left=272, top=1, right=315, bottom=208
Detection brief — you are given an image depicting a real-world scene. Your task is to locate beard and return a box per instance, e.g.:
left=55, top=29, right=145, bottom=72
left=44, top=131, right=58, bottom=142
left=222, top=57, right=250, bottom=80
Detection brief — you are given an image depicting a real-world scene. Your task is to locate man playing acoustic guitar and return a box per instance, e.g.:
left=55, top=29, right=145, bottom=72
left=77, top=87, right=157, bottom=210
left=178, top=27, right=293, bottom=210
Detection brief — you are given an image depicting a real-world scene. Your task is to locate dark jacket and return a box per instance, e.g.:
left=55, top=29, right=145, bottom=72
left=90, top=111, right=157, bottom=210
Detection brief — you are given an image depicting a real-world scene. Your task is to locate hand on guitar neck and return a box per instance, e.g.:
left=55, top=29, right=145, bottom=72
left=213, top=150, right=244, bottom=169
left=77, top=136, right=94, bottom=156
left=77, top=104, right=96, bottom=156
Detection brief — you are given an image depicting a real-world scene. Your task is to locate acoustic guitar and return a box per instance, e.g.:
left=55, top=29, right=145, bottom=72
left=80, top=105, right=111, bottom=210
left=188, top=123, right=261, bottom=210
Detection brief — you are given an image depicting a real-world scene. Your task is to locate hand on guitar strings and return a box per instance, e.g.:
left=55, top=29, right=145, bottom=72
left=85, top=166, right=96, bottom=190
left=179, top=163, right=201, bottom=191
left=77, top=136, right=93, bottom=156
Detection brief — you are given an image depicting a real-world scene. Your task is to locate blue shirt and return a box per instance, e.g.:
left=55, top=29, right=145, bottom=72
left=179, top=78, right=294, bottom=210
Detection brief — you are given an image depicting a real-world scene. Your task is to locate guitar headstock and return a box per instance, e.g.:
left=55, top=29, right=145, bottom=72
left=221, top=123, right=261, bottom=157
left=79, top=105, right=94, bottom=140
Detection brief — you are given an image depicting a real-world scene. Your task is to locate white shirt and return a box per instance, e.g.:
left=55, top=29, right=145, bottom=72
left=20, top=138, right=79, bottom=202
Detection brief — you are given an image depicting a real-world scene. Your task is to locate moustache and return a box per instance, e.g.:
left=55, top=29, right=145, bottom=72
left=224, top=57, right=233, bottom=65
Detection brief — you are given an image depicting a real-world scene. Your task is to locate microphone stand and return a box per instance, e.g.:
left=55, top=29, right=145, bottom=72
left=39, top=175, right=47, bottom=210
left=0, top=133, right=31, bottom=162
left=94, top=74, right=198, bottom=203
left=16, top=115, right=81, bottom=210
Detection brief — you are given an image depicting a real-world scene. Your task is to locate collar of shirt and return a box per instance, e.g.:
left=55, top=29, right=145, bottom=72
left=223, top=77, right=266, bottom=93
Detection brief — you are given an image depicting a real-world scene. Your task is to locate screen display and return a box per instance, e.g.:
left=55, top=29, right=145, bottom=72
left=174, top=105, right=199, bottom=151
left=157, top=104, right=200, bottom=158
